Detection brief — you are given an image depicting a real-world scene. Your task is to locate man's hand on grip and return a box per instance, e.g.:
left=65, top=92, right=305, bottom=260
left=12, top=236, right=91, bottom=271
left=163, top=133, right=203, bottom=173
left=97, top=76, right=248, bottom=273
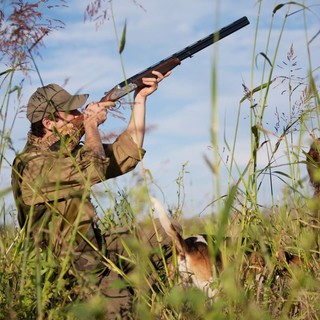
left=83, top=101, right=116, bottom=126
left=135, top=70, right=171, bottom=98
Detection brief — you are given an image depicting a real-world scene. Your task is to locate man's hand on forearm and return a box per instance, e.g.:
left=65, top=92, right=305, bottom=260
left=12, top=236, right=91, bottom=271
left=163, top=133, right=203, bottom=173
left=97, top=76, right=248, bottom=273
left=83, top=101, right=115, bottom=157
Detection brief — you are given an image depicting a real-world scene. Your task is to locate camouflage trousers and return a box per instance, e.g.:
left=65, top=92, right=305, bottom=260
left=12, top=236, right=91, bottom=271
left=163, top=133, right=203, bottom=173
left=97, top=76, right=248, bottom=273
left=27, top=206, right=177, bottom=319
left=70, top=219, right=177, bottom=320
left=99, top=220, right=175, bottom=319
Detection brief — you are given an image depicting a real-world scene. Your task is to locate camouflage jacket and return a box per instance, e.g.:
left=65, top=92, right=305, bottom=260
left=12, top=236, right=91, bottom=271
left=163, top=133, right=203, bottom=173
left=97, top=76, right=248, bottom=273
left=11, top=130, right=145, bottom=257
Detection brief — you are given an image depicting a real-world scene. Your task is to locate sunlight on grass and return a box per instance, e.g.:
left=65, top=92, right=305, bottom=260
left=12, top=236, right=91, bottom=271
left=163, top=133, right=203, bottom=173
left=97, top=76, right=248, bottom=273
left=0, top=1, right=319, bottom=319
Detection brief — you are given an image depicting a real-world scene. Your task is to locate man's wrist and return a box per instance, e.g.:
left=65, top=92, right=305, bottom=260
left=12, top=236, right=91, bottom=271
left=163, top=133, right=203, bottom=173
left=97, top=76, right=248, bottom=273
left=134, top=93, right=147, bottom=104
left=84, top=118, right=100, bottom=128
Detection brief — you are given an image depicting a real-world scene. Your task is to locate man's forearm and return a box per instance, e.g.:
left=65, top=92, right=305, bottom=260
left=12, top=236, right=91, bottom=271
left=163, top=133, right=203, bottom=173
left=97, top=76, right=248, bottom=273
left=84, top=124, right=105, bottom=157
left=82, top=101, right=109, bottom=157
left=124, top=70, right=168, bottom=148
left=126, top=94, right=146, bottom=148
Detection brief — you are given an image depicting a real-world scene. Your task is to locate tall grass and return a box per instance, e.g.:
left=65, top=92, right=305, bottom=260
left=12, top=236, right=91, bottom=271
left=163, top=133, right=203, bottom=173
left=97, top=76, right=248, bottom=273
left=1, top=1, right=320, bottom=319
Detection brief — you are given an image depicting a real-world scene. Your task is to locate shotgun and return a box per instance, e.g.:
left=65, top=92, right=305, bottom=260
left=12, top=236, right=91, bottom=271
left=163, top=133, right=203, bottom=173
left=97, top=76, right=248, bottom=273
left=101, top=16, right=250, bottom=102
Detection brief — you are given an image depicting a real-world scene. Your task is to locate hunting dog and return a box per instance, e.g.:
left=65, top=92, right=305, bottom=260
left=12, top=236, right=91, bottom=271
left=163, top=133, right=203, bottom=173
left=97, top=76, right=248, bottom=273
left=150, top=197, right=302, bottom=299
left=151, top=197, right=221, bottom=298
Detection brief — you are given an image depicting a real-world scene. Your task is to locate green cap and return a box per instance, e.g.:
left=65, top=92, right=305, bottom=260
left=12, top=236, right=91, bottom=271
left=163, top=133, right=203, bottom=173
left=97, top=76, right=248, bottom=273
left=27, top=83, right=89, bottom=123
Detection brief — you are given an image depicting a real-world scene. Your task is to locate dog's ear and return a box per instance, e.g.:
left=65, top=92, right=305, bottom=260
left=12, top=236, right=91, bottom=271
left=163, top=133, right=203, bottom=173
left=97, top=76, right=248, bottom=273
left=150, top=196, right=186, bottom=254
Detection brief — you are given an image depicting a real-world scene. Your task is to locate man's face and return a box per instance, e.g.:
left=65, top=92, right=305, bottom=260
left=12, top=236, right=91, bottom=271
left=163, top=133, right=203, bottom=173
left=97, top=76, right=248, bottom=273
left=47, top=109, right=82, bottom=134
left=54, top=109, right=81, bottom=124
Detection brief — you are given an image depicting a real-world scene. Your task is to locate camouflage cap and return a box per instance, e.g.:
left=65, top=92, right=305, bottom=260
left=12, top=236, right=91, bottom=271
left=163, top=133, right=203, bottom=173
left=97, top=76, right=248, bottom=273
left=27, top=83, right=89, bottom=123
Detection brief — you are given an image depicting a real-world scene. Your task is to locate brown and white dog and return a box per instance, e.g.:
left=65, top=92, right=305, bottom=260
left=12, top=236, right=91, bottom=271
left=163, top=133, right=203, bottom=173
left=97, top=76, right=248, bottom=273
left=151, top=197, right=221, bottom=298
left=151, top=197, right=303, bottom=299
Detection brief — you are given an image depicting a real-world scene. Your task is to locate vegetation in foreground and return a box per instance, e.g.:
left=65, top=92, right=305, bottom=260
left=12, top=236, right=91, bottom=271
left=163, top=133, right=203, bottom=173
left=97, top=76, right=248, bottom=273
left=0, top=0, right=320, bottom=319
left=0, top=190, right=319, bottom=319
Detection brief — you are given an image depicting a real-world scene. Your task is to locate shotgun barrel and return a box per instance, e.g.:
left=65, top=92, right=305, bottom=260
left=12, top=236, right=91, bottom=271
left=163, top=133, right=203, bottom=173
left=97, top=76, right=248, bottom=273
left=101, top=16, right=250, bottom=101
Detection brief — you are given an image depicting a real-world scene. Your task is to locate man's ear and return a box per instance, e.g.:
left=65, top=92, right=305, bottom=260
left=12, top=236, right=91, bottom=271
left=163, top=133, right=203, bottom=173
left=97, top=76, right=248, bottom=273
left=42, top=117, right=54, bottom=131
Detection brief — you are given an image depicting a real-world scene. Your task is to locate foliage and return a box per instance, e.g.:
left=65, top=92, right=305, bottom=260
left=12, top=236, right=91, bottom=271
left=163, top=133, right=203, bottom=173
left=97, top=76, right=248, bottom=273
left=0, top=0, right=65, bottom=69
left=0, top=0, right=319, bottom=319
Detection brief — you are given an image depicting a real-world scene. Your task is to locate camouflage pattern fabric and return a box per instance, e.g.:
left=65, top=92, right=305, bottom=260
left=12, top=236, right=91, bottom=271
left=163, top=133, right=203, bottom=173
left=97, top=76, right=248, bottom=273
left=98, top=219, right=178, bottom=319
left=10, top=130, right=145, bottom=279
left=11, top=129, right=179, bottom=319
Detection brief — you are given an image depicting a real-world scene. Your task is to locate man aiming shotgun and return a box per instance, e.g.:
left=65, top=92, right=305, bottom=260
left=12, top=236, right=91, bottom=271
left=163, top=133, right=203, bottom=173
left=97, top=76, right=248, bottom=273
left=11, top=17, right=249, bottom=319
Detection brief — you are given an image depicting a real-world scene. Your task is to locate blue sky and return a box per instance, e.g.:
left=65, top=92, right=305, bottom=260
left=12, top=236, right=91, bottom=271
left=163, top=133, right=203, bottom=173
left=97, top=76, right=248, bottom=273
left=2, top=0, right=320, bottom=219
